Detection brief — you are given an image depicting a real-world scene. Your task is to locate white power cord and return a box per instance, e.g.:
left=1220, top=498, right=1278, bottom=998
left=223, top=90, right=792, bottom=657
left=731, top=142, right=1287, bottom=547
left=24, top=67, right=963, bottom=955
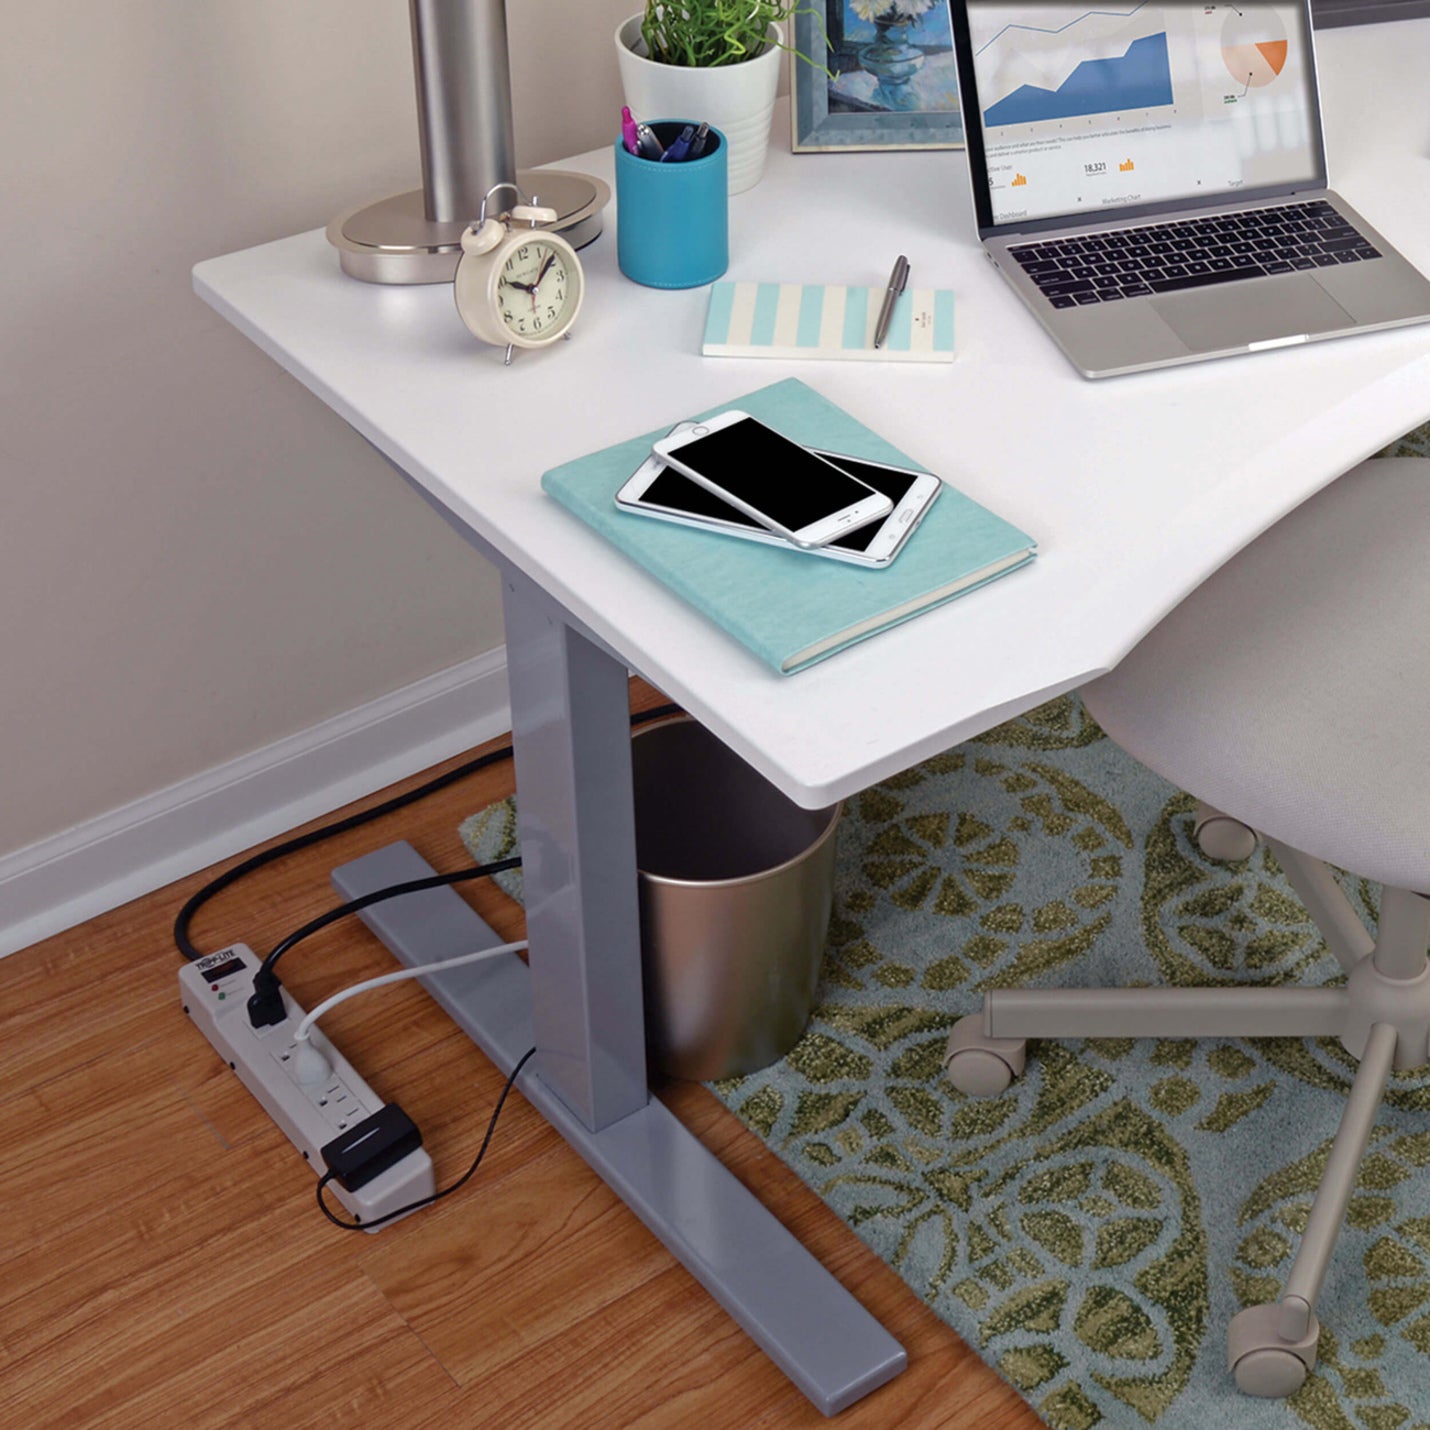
left=292, top=939, right=529, bottom=1067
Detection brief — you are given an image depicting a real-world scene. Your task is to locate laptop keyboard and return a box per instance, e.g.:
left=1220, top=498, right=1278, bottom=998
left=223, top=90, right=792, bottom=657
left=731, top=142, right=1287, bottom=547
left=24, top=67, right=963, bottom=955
left=1008, top=200, right=1382, bottom=309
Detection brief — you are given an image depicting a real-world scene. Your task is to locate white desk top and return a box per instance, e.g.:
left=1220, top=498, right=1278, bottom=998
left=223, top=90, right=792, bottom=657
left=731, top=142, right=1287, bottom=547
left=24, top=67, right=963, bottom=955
left=195, top=19, right=1430, bottom=809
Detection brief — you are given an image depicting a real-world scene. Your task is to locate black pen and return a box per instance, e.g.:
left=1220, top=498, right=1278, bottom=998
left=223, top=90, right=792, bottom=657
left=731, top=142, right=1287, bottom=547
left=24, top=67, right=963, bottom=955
left=686, top=121, right=711, bottom=160
left=873, top=255, right=910, bottom=349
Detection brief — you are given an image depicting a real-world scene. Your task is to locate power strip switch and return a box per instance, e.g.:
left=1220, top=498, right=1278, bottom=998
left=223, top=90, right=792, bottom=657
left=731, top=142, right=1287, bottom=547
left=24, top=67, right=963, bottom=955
left=180, top=943, right=435, bottom=1231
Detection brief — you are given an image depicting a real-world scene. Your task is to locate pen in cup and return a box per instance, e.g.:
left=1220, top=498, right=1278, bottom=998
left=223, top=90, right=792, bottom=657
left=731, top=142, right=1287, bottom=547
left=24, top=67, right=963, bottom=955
left=620, top=105, right=640, bottom=156
left=635, top=122, right=665, bottom=160
left=661, top=124, right=696, bottom=162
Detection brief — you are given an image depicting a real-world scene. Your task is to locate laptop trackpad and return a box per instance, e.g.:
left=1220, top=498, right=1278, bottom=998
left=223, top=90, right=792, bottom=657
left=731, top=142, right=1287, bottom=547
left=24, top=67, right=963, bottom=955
left=1151, top=276, right=1354, bottom=352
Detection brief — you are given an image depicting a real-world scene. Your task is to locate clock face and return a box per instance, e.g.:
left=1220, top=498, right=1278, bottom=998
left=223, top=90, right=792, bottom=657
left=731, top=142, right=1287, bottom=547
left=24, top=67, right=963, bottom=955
left=496, top=239, right=580, bottom=343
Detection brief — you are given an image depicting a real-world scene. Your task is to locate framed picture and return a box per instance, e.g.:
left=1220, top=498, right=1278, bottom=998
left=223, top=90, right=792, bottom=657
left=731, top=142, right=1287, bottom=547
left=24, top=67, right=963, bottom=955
left=792, top=0, right=965, bottom=152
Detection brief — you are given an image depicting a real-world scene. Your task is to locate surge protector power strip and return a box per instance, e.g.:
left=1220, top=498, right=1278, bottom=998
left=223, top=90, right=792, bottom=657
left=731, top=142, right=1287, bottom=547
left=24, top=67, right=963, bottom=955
left=179, top=943, right=435, bottom=1231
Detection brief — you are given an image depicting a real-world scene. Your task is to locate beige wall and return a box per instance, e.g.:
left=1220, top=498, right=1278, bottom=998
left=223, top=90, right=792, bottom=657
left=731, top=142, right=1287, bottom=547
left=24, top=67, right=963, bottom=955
left=0, top=0, right=635, bottom=859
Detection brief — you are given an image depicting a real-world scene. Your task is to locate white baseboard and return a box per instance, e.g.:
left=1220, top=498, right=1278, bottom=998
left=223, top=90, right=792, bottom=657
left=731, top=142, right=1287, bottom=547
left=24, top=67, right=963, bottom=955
left=0, top=649, right=511, bottom=960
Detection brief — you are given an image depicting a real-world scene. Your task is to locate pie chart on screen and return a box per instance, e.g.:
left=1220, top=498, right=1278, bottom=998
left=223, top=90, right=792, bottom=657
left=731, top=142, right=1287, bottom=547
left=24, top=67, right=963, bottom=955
left=1221, top=8, right=1289, bottom=88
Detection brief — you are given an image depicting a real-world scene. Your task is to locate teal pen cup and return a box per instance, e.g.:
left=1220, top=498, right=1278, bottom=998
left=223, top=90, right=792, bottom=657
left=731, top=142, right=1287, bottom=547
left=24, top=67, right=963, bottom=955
left=615, top=122, right=728, bottom=289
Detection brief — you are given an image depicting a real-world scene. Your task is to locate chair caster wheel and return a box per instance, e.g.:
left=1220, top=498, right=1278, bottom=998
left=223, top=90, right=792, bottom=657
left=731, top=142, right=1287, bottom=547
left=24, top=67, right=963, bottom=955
left=944, top=1014, right=1026, bottom=1097
left=1233, top=1348, right=1307, bottom=1398
left=1193, top=802, right=1258, bottom=861
left=1228, top=1303, right=1318, bottom=1398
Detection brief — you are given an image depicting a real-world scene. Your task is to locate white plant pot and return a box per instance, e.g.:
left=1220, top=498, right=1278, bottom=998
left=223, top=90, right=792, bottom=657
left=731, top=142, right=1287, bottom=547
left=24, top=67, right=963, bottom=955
left=615, top=15, right=783, bottom=195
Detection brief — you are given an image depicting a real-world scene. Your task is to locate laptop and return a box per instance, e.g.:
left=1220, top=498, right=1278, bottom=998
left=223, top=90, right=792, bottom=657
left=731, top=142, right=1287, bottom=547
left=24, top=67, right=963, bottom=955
left=948, top=1, right=1430, bottom=377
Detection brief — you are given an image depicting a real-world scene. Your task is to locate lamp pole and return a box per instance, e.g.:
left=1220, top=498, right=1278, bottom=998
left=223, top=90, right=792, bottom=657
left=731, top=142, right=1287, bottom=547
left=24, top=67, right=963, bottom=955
left=328, top=0, right=609, bottom=284
left=410, top=0, right=515, bottom=224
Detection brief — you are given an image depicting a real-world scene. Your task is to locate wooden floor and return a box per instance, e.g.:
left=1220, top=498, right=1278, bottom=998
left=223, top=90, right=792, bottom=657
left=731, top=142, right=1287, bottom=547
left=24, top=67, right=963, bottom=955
left=0, top=679, right=1041, bottom=1429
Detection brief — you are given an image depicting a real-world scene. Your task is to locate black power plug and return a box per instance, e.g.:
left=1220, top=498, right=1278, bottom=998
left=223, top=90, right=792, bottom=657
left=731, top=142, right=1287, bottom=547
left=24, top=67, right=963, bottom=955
left=320, top=1104, right=424, bottom=1191
left=246, top=968, right=287, bottom=1028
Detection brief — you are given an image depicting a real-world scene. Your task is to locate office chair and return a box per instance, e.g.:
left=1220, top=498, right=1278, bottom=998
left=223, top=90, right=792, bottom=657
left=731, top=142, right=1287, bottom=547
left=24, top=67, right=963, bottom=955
left=943, top=456, right=1430, bottom=1397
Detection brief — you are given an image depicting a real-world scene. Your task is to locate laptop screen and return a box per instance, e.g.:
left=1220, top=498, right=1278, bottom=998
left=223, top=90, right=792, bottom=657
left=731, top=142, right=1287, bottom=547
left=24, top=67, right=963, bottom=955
left=957, top=2, right=1324, bottom=229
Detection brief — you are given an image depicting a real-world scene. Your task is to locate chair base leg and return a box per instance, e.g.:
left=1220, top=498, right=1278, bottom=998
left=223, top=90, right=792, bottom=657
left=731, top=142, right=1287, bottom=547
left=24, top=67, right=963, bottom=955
left=983, top=985, right=1348, bottom=1043
left=1225, top=1021, right=1398, bottom=1396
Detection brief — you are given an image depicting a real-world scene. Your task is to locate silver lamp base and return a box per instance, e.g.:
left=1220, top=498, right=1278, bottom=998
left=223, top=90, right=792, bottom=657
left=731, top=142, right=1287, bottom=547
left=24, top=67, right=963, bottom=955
left=327, top=168, right=610, bottom=285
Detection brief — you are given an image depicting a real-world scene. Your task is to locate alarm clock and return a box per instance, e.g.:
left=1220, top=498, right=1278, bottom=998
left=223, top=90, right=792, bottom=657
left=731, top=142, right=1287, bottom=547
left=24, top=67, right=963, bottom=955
left=454, top=183, right=585, bottom=364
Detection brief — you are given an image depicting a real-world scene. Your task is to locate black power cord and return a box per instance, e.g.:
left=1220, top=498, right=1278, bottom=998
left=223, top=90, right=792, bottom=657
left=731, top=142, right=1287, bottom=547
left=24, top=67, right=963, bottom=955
left=173, top=702, right=683, bottom=1023
left=243, top=856, right=523, bottom=1027
left=172, top=741, right=523, bottom=963
left=316, top=1046, right=537, bottom=1231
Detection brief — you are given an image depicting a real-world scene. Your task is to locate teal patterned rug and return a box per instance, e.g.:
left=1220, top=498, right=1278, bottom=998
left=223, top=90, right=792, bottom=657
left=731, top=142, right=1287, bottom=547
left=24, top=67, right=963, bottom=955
left=462, top=431, right=1430, bottom=1430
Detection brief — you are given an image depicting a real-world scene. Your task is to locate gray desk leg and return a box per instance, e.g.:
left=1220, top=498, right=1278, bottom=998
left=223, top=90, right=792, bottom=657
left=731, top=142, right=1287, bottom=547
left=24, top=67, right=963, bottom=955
left=329, top=577, right=906, bottom=1417
left=500, top=574, right=649, bottom=1132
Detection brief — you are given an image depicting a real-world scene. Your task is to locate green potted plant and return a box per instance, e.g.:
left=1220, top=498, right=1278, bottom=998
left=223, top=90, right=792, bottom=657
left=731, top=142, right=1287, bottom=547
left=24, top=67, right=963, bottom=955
left=615, top=2, right=810, bottom=194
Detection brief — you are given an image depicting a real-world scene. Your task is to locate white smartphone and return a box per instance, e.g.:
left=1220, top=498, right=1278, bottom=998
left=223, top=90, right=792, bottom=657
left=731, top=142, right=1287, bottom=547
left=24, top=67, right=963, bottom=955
left=618, top=430, right=942, bottom=568
left=649, top=410, right=893, bottom=548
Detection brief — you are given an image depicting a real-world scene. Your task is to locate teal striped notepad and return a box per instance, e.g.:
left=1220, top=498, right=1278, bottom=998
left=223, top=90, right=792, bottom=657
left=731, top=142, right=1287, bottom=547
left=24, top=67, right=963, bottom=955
left=540, top=379, right=1035, bottom=675
left=702, top=281, right=956, bottom=362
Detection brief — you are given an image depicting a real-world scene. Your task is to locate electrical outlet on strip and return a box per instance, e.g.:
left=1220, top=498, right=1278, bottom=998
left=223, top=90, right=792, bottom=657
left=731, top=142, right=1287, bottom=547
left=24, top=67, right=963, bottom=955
left=179, top=943, right=434, bottom=1230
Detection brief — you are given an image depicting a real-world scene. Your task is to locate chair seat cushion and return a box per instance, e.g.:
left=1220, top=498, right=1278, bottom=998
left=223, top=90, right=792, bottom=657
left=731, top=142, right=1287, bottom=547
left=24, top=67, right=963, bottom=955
left=1082, top=457, right=1430, bottom=892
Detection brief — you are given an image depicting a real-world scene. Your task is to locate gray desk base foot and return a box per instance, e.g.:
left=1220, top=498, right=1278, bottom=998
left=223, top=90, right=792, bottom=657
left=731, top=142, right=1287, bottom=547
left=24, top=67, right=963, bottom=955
left=332, top=840, right=906, bottom=1417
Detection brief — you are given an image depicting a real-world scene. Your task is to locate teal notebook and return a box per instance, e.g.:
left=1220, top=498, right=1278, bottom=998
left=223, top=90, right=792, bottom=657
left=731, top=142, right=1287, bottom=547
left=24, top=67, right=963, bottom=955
left=540, top=378, right=1036, bottom=675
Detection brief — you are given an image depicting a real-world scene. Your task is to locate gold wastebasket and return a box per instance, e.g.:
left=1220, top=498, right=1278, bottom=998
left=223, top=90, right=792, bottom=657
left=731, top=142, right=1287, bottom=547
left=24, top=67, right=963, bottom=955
left=631, top=716, right=842, bottom=1081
